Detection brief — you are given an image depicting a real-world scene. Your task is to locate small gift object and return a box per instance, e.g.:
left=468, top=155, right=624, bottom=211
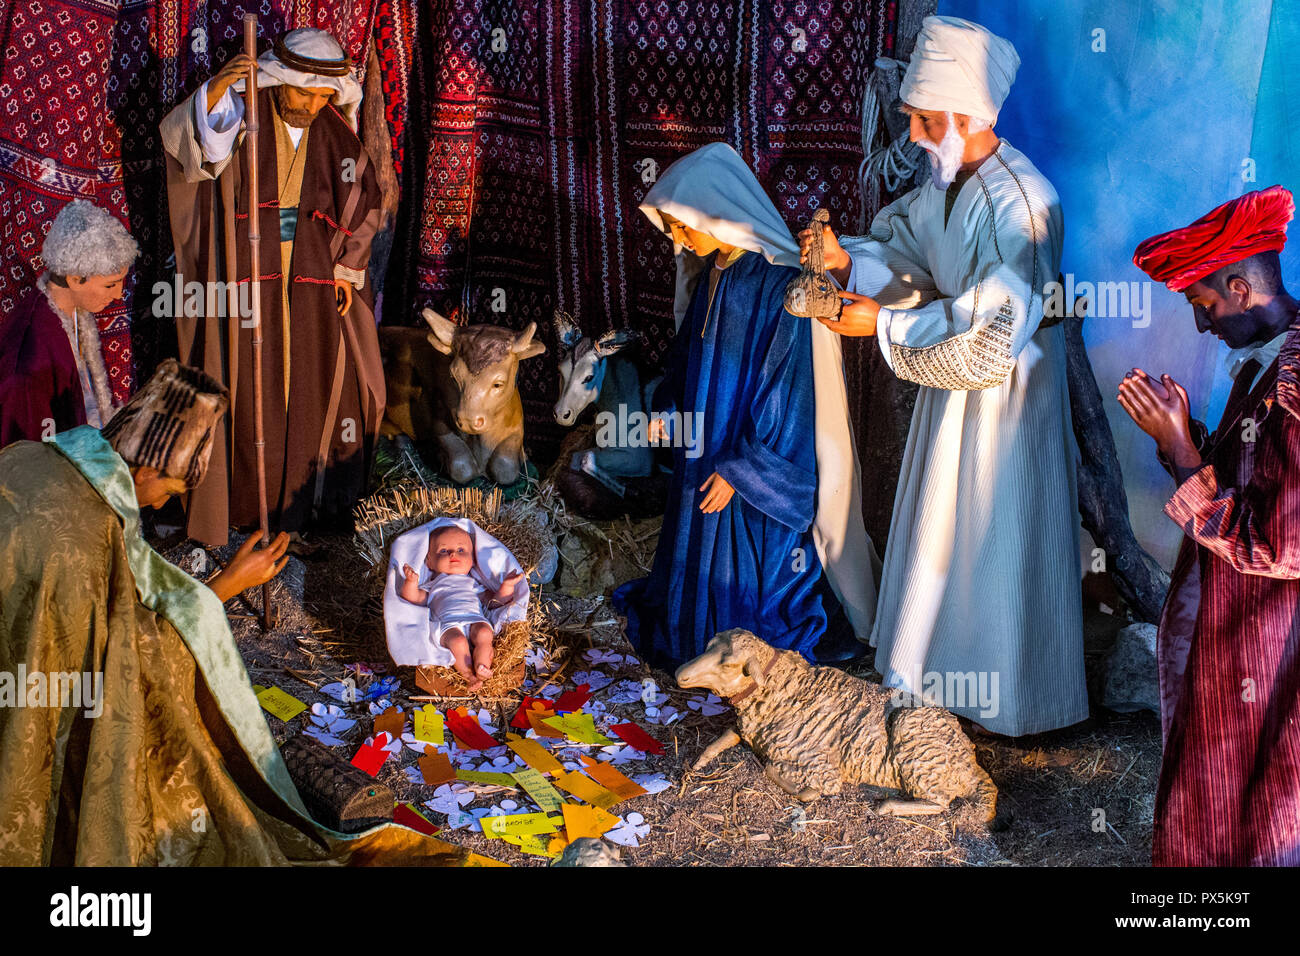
left=784, top=208, right=843, bottom=321
left=279, top=735, right=395, bottom=833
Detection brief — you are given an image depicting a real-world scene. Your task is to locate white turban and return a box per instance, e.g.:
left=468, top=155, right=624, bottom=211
left=899, top=16, right=1020, bottom=126
left=232, top=28, right=364, bottom=130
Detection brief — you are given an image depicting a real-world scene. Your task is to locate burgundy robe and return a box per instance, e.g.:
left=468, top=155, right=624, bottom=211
left=1153, top=320, right=1300, bottom=866
left=0, top=290, right=85, bottom=447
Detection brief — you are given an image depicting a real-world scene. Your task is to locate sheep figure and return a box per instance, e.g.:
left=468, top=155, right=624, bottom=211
left=676, top=628, right=1004, bottom=827
left=550, top=837, right=627, bottom=867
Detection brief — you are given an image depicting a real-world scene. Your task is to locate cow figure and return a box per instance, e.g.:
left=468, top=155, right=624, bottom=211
left=553, top=309, right=663, bottom=497
left=380, top=308, right=546, bottom=485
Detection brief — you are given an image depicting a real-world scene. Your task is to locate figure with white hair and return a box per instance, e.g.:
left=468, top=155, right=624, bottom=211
left=159, top=28, right=385, bottom=546
left=798, top=16, right=1088, bottom=736
left=0, top=200, right=137, bottom=447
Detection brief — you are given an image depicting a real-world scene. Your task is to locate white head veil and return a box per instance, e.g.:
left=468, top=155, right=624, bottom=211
left=384, top=517, right=530, bottom=667
left=641, top=143, right=880, bottom=641
left=232, top=28, right=364, bottom=131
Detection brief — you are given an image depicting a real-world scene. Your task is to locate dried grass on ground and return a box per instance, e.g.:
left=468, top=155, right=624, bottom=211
left=160, top=490, right=1158, bottom=867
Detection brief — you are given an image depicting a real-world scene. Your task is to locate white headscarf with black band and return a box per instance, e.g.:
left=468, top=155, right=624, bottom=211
left=230, top=28, right=364, bottom=130
left=640, top=143, right=881, bottom=641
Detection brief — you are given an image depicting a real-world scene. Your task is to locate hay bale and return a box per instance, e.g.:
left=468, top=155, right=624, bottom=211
left=352, top=482, right=559, bottom=697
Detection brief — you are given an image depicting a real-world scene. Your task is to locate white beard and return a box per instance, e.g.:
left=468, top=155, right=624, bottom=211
left=918, top=116, right=966, bottom=190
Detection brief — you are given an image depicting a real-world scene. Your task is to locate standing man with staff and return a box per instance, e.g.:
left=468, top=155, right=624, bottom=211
left=161, top=27, right=386, bottom=548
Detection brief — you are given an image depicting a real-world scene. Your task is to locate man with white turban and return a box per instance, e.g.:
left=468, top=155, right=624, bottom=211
left=800, top=16, right=1088, bottom=736
left=160, top=28, right=385, bottom=546
left=0, top=200, right=136, bottom=446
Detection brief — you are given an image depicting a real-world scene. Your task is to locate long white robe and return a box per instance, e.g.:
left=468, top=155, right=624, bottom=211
left=844, top=140, right=1088, bottom=736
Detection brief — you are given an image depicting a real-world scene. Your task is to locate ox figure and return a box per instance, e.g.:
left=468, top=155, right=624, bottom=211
left=380, top=308, right=545, bottom=485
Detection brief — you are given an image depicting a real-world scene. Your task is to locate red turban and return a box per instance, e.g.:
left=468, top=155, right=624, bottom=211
left=1132, top=185, right=1295, bottom=292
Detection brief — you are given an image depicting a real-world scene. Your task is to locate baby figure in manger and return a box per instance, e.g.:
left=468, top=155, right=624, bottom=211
left=385, top=517, right=530, bottom=691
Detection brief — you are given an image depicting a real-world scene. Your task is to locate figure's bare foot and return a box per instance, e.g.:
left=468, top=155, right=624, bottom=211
left=471, top=623, right=494, bottom=682
left=442, top=631, right=475, bottom=685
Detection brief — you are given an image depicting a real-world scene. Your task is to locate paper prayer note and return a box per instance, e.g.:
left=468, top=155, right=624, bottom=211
left=373, top=705, right=405, bottom=740
left=255, top=686, right=307, bottom=722
left=419, top=749, right=457, bottom=785
left=505, top=735, right=564, bottom=774
left=481, top=812, right=562, bottom=839
left=510, top=767, right=566, bottom=813
left=552, top=770, right=620, bottom=809
left=446, top=706, right=499, bottom=750
left=413, top=705, right=445, bottom=745
left=610, top=722, right=666, bottom=755
left=579, top=756, right=647, bottom=802
left=560, top=802, right=621, bottom=840
left=455, top=770, right=520, bottom=788
left=542, top=712, right=615, bottom=745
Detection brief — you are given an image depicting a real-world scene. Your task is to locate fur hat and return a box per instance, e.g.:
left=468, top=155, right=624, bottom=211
left=102, top=359, right=229, bottom=489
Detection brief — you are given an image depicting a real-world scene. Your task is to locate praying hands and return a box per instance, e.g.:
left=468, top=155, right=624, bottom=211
left=1117, top=369, right=1203, bottom=477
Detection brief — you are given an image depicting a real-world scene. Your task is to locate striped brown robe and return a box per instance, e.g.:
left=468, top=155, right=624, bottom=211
left=162, top=87, right=385, bottom=546
left=1153, top=318, right=1300, bottom=866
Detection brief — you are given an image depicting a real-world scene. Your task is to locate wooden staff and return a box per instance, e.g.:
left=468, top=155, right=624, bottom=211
left=243, top=14, right=274, bottom=630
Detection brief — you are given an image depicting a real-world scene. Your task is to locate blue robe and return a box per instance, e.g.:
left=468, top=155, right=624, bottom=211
left=613, top=251, right=830, bottom=669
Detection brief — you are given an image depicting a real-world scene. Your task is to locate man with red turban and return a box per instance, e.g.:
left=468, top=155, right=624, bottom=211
left=1121, top=184, right=1300, bottom=866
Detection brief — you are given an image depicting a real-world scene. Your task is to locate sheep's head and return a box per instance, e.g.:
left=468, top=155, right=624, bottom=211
left=676, top=629, right=774, bottom=700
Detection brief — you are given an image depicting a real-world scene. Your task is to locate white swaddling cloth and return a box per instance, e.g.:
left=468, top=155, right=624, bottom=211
left=384, top=517, right=530, bottom=667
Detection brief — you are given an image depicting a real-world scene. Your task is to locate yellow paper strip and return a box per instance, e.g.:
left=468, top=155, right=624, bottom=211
left=255, top=686, right=307, bottom=722
left=511, top=767, right=566, bottom=814
left=552, top=770, right=620, bottom=809
left=464, top=852, right=509, bottom=868
left=481, top=812, right=562, bottom=839
left=413, top=705, right=445, bottom=745
left=505, top=736, right=564, bottom=774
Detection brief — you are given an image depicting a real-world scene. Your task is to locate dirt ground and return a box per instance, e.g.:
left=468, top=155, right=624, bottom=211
left=159, top=512, right=1160, bottom=868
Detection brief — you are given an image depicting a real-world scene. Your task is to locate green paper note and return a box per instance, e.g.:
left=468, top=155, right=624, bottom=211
left=542, top=712, right=615, bottom=745
left=511, top=767, right=566, bottom=814
left=455, top=770, right=519, bottom=788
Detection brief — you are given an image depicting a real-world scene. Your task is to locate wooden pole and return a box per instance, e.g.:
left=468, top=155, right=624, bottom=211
left=243, top=14, right=274, bottom=631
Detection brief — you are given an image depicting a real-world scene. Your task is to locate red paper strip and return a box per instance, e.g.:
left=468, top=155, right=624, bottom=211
left=554, top=683, right=591, bottom=714
left=350, top=741, right=388, bottom=777
left=511, top=696, right=548, bottom=729
left=393, top=802, right=439, bottom=836
left=446, top=707, right=499, bottom=750
left=611, top=722, right=666, bottom=756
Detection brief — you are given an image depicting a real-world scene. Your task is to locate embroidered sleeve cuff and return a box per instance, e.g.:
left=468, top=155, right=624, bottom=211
left=333, top=263, right=365, bottom=290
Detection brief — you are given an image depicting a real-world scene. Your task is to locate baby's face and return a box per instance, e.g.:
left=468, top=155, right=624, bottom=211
left=426, top=527, right=474, bottom=575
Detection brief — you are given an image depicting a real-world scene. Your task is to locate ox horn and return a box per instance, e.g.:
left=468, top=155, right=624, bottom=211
left=512, top=322, right=547, bottom=359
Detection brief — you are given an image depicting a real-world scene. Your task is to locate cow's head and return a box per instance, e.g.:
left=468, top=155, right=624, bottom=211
left=552, top=309, right=641, bottom=425
left=423, top=308, right=546, bottom=434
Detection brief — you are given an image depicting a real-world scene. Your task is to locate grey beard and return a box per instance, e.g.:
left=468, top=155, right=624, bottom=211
left=919, top=122, right=966, bottom=190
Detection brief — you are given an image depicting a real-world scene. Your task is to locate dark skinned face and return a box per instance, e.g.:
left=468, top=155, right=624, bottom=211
left=1183, top=277, right=1266, bottom=349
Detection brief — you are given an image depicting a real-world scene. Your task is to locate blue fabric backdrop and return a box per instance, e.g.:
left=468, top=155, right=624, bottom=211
left=941, top=0, right=1299, bottom=567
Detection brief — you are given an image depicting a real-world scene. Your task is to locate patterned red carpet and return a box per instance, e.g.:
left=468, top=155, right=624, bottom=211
left=0, top=0, right=899, bottom=462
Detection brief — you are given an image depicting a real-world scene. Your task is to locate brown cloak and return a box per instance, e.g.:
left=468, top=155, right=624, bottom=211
left=162, top=87, right=386, bottom=546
